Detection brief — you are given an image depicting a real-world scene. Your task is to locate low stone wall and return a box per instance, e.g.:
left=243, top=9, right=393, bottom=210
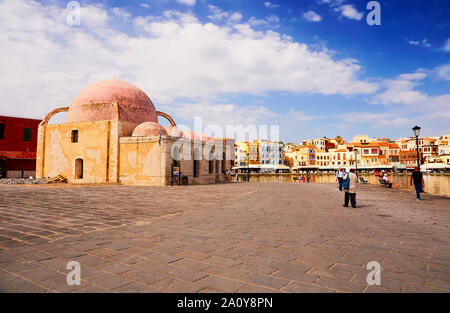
left=233, top=172, right=450, bottom=197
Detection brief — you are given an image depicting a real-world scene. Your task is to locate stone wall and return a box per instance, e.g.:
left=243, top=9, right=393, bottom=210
left=234, top=172, right=450, bottom=197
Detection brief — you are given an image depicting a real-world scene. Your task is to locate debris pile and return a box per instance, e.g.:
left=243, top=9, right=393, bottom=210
left=45, top=175, right=68, bottom=184
left=0, top=178, right=47, bottom=185
left=0, top=175, right=69, bottom=185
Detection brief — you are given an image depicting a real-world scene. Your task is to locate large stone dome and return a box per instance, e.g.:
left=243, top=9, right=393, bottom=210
left=66, top=79, right=157, bottom=135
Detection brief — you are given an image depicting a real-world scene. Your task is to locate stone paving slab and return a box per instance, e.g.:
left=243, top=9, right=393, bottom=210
left=0, top=182, right=449, bottom=293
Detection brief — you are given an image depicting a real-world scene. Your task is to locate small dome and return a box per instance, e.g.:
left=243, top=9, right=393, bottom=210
left=67, top=79, right=157, bottom=126
left=132, top=122, right=167, bottom=137
left=182, top=130, right=210, bottom=142
left=164, top=126, right=184, bottom=138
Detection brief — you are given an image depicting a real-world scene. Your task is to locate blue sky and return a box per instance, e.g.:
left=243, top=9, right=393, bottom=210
left=0, top=0, right=449, bottom=142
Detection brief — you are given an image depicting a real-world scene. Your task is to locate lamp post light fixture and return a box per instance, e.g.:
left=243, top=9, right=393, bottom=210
left=412, top=125, right=421, bottom=171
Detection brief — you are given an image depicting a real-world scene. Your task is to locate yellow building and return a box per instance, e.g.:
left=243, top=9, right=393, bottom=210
left=234, top=141, right=249, bottom=166
left=352, top=142, right=381, bottom=167
left=36, top=79, right=233, bottom=185
left=352, top=135, right=377, bottom=144
left=316, top=150, right=331, bottom=167
left=285, top=145, right=316, bottom=167
left=247, top=140, right=260, bottom=165
left=329, top=148, right=355, bottom=167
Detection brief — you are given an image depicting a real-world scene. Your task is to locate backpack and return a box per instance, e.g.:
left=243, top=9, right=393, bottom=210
left=342, top=174, right=350, bottom=190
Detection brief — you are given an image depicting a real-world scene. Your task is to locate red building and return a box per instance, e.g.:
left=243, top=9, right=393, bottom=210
left=0, top=116, right=41, bottom=178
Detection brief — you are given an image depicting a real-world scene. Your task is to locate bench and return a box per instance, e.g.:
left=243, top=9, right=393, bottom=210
left=379, top=178, right=392, bottom=188
left=359, top=177, right=369, bottom=184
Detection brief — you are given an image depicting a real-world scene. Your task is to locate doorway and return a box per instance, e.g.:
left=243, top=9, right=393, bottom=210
left=75, top=158, right=83, bottom=179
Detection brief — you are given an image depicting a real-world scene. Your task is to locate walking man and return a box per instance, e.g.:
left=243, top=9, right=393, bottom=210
left=343, top=168, right=358, bottom=208
left=336, top=168, right=345, bottom=191
left=410, top=167, right=425, bottom=200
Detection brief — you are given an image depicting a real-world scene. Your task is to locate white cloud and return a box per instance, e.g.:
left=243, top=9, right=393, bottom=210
left=303, top=10, right=322, bottom=22
left=407, top=38, right=431, bottom=48
left=264, top=2, right=279, bottom=9
left=248, top=15, right=280, bottom=27
left=317, top=1, right=363, bottom=21
left=442, top=39, right=450, bottom=52
left=207, top=5, right=242, bottom=23
left=336, top=4, right=363, bottom=21
left=338, top=112, right=412, bottom=128
left=111, top=7, right=131, bottom=21
left=288, top=109, right=323, bottom=121
left=435, top=64, right=450, bottom=81
left=140, top=3, right=150, bottom=9
left=79, top=4, right=110, bottom=29
left=165, top=102, right=277, bottom=127
left=229, top=13, right=243, bottom=22
left=373, top=72, right=428, bottom=105
left=339, top=91, right=450, bottom=133
left=176, top=0, right=196, bottom=6
left=422, top=38, right=431, bottom=48
left=0, top=0, right=378, bottom=124
left=339, top=67, right=450, bottom=133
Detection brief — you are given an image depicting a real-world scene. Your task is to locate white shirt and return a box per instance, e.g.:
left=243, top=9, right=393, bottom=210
left=343, top=172, right=358, bottom=193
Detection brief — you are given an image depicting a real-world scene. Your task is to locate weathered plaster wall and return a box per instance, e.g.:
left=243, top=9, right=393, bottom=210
left=37, top=120, right=111, bottom=183
left=119, top=136, right=169, bottom=186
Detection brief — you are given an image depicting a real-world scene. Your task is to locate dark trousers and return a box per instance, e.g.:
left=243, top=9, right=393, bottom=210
left=414, top=184, right=421, bottom=200
left=344, top=191, right=356, bottom=208
left=338, top=177, right=343, bottom=191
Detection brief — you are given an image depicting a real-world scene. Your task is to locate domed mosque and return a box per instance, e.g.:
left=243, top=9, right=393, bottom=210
left=36, top=79, right=234, bottom=185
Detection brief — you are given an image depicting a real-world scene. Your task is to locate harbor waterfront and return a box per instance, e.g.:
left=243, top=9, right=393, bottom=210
left=233, top=173, right=450, bottom=197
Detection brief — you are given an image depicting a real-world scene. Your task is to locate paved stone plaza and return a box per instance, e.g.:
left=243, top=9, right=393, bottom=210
left=0, top=182, right=449, bottom=293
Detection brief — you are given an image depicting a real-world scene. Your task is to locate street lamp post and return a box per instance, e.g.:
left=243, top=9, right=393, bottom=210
left=247, top=152, right=250, bottom=182
left=412, top=125, right=421, bottom=172
left=354, top=149, right=358, bottom=174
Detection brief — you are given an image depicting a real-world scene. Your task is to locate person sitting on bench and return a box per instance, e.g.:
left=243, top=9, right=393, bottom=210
left=359, top=177, right=368, bottom=184
left=379, top=175, right=392, bottom=188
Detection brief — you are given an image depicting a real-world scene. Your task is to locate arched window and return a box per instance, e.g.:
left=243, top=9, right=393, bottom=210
left=75, top=158, right=83, bottom=179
